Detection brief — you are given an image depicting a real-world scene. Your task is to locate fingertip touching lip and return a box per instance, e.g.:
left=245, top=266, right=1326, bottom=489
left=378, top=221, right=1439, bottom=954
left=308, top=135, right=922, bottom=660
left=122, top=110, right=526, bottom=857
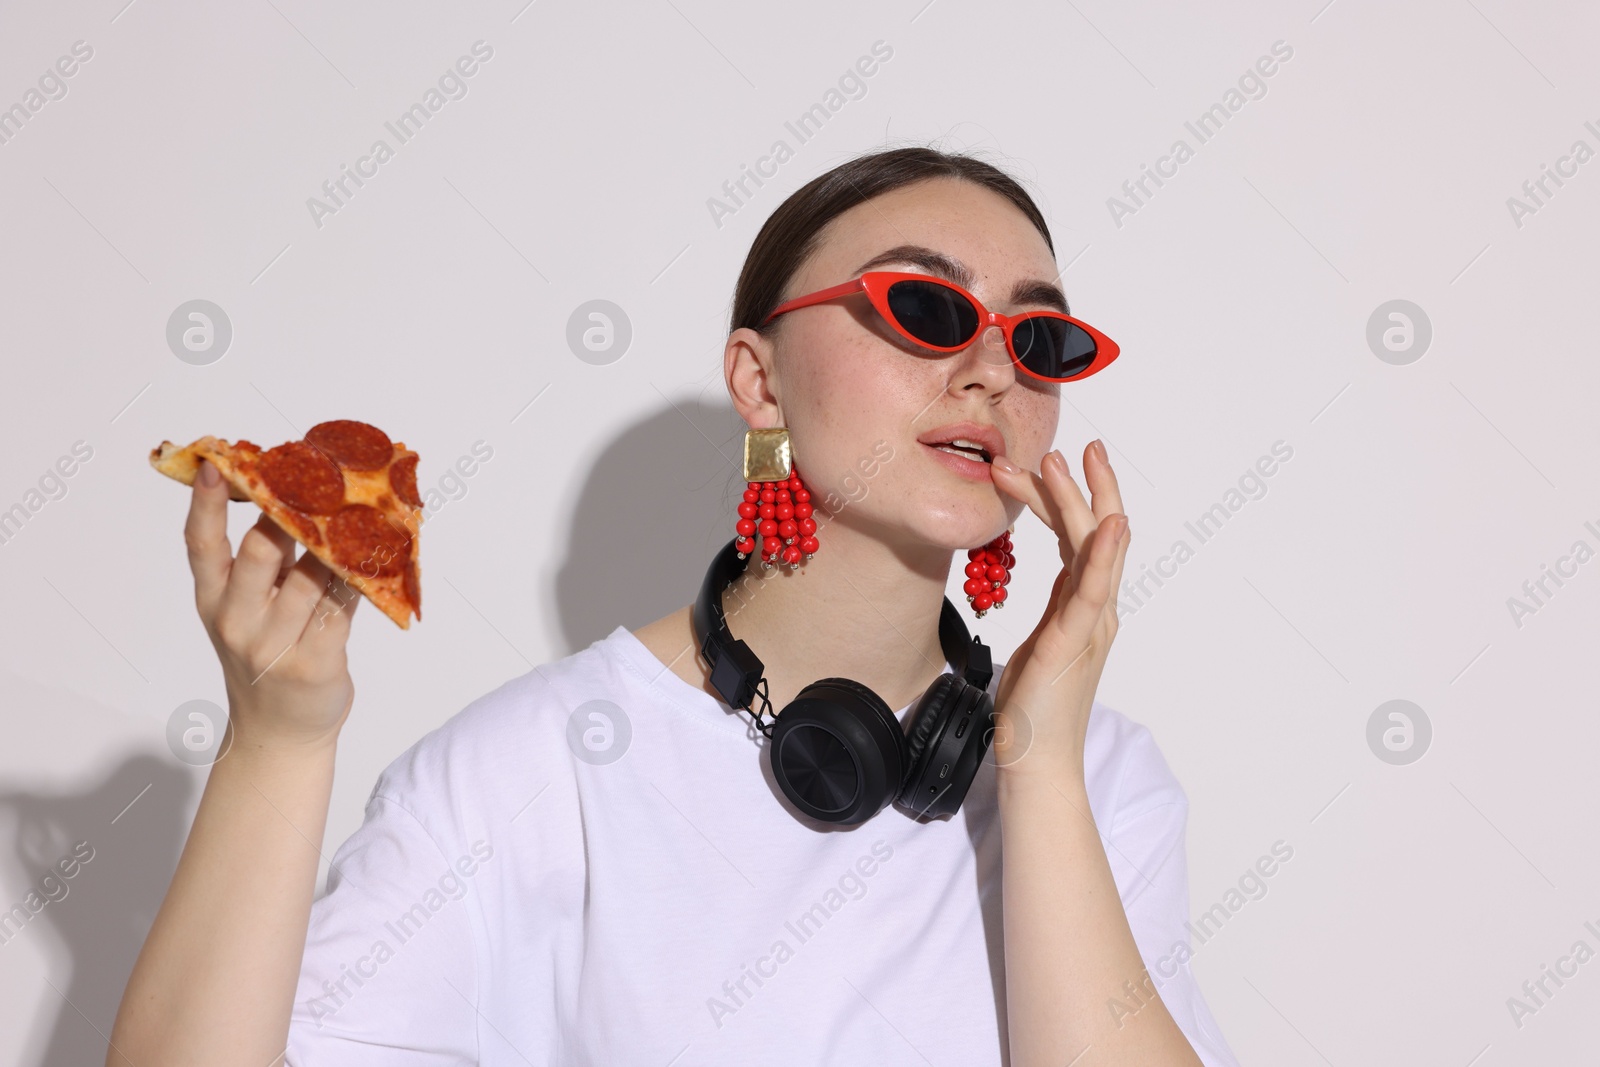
left=916, top=422, right=1007, bottom=463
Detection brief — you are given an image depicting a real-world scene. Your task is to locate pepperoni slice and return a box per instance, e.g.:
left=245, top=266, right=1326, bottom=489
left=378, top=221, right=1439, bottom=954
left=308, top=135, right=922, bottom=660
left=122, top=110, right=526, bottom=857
left=389, top=453, right=423, bottom=508
left=305, top=420, right=394, bottom=471
left=260, top=441, right=346, bottom=514
left=328, top=504, right=412, bottom=578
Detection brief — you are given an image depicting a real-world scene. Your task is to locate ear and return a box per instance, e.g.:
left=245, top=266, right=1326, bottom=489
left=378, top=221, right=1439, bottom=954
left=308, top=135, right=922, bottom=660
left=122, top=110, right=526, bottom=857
left=725, top=326, right=782, bottom=428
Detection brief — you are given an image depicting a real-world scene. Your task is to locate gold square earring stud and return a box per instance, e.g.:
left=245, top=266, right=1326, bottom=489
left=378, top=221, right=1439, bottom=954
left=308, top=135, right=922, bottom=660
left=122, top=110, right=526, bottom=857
left=742, top=427, right=792, bottom=483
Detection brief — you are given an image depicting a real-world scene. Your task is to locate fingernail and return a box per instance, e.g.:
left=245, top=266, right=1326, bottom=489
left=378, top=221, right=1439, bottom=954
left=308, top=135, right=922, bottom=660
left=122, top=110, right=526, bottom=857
left=1092, top=439, right=1107, bottom=462
left=1114, top=515, right=1128, bottom=543
left=992, top=455, right=1020, bottom=474
left=198, top=461, right=220, bottom=487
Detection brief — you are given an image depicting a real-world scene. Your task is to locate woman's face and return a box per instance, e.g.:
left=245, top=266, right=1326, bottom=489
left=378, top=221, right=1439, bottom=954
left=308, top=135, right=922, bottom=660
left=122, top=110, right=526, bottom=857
left=730, top=176, right=1064, bottom=555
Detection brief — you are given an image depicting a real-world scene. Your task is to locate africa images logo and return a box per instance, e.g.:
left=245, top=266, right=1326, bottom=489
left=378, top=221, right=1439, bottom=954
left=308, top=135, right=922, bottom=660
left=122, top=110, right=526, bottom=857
left=302, top=840, right=494, bottom=1028
left=705, top=40, right=894, bottom=230
left=305, top=41, right=495, bottom=229
left=706, top=840, right=894, bottom=1028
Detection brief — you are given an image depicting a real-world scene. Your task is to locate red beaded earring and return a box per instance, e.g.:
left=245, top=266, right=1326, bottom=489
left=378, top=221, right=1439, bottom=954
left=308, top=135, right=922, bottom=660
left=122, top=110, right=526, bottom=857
left=963, top=525, right=1014, bottom=618
left=734, top=427, right=819, bottom=570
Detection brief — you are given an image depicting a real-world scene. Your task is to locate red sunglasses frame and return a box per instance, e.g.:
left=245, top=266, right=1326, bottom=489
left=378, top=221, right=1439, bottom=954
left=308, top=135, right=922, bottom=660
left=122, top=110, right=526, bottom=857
left=760, top=270, right=1120, bottom=383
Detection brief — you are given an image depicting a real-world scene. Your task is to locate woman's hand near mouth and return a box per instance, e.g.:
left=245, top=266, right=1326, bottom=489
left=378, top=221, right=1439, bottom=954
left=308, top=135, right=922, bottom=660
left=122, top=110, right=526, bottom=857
left=982, top=442, right=1202, bottom=1066
left=987, top=439, right=1128, bottom=771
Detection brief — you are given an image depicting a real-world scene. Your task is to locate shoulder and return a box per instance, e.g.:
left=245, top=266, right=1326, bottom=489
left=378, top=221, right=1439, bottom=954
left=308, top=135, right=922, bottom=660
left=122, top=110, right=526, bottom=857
left=987, top=658, right=1187, bottom=831
left=362, top=634, right=627, bottom=835
left=1084, top=699, right=1188, bottom=829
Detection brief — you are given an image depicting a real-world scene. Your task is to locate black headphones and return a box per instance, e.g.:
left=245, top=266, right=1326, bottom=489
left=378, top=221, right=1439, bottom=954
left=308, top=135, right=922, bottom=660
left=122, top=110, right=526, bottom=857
left=692, top=536, right=998, bottom=826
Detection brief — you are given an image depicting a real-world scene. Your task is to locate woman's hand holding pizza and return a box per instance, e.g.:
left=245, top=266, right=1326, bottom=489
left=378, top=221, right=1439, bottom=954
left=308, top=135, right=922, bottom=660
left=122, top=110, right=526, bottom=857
left=185, top=459, right=360, bottom=749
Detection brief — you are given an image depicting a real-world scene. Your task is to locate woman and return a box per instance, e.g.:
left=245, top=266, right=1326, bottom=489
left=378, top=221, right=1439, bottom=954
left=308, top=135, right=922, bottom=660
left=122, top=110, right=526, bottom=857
left=109, top=147, right=1239, bottom=1066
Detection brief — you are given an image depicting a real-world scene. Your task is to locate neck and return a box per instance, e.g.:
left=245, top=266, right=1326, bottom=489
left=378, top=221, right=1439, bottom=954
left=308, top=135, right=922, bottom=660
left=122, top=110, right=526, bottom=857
left=716, top=518, right=958, bottom=715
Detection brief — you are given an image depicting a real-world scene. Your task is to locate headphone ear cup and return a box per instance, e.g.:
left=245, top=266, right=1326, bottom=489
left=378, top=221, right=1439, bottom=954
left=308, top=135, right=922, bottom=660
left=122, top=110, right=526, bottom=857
left=896, top=677, right=994, bottom=820
left=769, top=677, right=906, bottom=826
left=901, top=672, right=962, bottom=773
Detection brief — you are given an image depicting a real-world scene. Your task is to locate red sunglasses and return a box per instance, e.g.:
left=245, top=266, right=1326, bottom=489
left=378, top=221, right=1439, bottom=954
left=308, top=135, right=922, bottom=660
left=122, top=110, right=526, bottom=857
left=760, top=270, right=1120, bottom=383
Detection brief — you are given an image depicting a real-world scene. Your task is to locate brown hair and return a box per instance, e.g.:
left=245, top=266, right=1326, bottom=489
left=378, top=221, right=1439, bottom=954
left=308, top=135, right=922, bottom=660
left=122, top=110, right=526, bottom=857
left=729, top=146, right=1055, bottom=336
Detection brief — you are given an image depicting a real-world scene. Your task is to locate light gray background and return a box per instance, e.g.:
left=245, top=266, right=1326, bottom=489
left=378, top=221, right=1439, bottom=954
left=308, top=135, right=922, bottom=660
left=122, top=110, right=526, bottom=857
left=2, top=1, right=1596, bottom=1064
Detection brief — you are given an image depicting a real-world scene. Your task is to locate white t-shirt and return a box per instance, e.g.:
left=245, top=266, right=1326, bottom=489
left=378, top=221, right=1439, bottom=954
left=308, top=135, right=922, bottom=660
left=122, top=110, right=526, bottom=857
left=284, top=624, right=1241, bottom=1066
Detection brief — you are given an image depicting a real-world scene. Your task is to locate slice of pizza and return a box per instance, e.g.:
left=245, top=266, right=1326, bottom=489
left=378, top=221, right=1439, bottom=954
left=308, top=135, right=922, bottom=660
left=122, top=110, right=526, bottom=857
left=150, top=420, right=423, bottom=629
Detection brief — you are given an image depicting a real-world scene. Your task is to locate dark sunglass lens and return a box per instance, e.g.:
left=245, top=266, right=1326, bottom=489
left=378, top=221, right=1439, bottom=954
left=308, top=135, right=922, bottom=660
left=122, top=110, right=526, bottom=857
left=1013, top=316, right=1097, bottom=380
left=885, top=280, right=979, bottom=348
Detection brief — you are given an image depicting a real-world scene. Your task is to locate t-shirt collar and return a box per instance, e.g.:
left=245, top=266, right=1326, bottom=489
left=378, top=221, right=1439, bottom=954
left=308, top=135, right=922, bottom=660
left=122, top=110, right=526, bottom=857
left=606, top=624, right=953, bottom=735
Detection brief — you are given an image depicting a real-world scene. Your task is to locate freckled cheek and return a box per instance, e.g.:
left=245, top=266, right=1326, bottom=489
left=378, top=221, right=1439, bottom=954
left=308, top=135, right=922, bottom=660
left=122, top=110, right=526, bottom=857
left=795, top=334, right=901, bottom=422
left=787, top=337, right=911, bottom=486
left=1006, top=390, right=1059, bottom=459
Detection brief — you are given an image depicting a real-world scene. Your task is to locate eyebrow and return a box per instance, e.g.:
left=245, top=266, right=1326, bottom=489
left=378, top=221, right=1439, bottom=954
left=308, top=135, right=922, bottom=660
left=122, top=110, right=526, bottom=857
left=852, top=244, right=1070, bottom=315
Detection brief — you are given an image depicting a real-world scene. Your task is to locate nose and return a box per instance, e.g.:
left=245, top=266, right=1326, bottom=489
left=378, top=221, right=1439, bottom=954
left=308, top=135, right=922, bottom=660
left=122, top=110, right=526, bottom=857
left=975, top=323, right=1013, bottom=373
left=949, top=322, right=1017, bottom=395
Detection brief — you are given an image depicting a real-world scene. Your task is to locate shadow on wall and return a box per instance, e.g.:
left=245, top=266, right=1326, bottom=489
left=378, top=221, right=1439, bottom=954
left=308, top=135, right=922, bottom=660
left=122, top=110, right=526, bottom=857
left=0, top=753, right=195, bottom=1067
left=552, top=398, right=753, bottom=653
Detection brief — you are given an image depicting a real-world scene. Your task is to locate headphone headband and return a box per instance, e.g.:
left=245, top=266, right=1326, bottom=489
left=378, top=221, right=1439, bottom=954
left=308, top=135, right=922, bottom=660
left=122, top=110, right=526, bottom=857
left=693, top=536, right=993, bottom=715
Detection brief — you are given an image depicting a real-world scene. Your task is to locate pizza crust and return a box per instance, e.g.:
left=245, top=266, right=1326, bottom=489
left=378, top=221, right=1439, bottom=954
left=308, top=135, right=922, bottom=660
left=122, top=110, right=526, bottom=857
left=149, top=439, right=251, bottom=501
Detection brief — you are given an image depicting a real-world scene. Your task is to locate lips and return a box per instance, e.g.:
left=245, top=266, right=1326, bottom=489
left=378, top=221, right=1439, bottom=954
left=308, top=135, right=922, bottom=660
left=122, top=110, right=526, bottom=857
left=916, top=422, right=1007, bottom=464
left=928, top=441, right=990, bottom=463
